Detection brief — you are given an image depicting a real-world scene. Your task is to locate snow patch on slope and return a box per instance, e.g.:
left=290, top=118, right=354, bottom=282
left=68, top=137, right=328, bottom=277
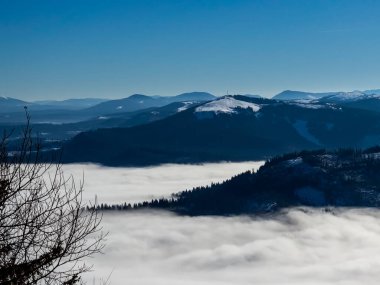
left=195, top=97, right=261, bottom=114
left=286, top=157, right=303, bottom=166
left=287, top=101, right=337, bottom=109
left=291, top=103, right=328, bottom=109
left=177, top=101, right=195, bottom=112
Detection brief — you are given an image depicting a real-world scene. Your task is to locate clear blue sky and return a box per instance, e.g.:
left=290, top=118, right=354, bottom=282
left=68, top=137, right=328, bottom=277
left=1, top=0, right=380, bottom=100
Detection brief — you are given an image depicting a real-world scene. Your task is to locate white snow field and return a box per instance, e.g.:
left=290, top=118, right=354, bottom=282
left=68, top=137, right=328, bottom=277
left=195, top=97, right=261, bottom=114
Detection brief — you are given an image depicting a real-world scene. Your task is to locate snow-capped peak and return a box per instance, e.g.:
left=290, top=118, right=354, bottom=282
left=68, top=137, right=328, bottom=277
left=319, top=91, right=366, bottom=102
left=195, top=97, right=261, bottom=114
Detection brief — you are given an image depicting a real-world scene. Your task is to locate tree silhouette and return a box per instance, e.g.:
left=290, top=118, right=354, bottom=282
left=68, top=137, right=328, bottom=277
left=0, top=113, right=105, bottom=284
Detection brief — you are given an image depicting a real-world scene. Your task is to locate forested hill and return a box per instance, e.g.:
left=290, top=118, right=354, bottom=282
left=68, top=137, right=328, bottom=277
left=102, top=147, right=380, bottom=215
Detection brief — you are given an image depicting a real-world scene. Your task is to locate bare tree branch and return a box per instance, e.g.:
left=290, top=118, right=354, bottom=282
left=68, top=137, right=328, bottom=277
left=0, top=113, right=105, bottom=284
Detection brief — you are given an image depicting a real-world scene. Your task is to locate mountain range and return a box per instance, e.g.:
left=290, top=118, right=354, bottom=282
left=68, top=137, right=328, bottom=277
left=0, top=92, right=215, bottom=124
left=273, top=89, right=380, bottom=103
left=4, top=88, right=380, bottom=166
left=57, top=94, right=380, bottom=165
left=84, top=92, right=214, bottom=115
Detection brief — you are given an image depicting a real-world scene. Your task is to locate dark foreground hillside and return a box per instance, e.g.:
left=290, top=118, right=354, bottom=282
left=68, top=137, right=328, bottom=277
left=100, top=147, right=380, bottom=215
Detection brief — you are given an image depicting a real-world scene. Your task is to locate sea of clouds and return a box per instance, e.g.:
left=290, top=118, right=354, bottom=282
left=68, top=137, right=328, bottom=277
left=62, top=161, right=264, bottom=204
left=59, top=162, right=380, bottom=285
left=85, top=209, right=380, bottom=285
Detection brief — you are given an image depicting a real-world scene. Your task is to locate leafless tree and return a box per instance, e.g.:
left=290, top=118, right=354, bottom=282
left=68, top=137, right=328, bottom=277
left=0, top=112, right=105, bottom=284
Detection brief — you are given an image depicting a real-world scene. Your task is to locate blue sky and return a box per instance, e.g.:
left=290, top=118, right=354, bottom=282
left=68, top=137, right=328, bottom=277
left=1, top=0, right=380, bottom=100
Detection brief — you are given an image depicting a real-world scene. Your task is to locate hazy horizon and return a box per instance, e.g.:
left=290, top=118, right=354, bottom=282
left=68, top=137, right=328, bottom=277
left=4, top=87, right=380, bottom=102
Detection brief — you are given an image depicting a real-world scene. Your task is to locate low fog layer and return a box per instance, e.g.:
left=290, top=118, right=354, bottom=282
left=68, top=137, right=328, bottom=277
left=62, top=162, right=264, bottom=204
left=85, top=209, right=380, bottom=285
left=60, top=162, right=380, bottom=284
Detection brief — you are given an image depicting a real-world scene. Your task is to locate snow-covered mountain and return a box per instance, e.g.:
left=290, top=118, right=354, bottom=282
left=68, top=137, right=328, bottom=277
left=313, top=91, right=380, bottom=112
left=273, top=89, right=380, bottom=104
left=316, top=91, right=367, bottom=103
left=272, top=90, right=334, bottom=101
left=195, top=96, right=261, bottom=114
left=273, top=89, right=380, bottom=112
